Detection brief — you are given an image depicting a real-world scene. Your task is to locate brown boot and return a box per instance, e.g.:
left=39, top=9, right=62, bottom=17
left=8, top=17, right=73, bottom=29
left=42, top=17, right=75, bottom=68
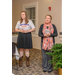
left=19, top=56, right=23, bottom=67
left=25, top=56, right=30, bottom=67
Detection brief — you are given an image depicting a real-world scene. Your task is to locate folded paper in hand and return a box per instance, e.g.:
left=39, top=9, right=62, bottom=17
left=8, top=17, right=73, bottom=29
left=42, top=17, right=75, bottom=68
left=44, top=29, right=50, bottom=34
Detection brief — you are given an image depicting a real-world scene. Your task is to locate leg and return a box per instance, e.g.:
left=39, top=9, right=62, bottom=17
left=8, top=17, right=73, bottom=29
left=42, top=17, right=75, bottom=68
left=46, top=50, right=53, bottom=72
left=41, top=43, right=46, bottom=69
left=19, top=48, right=24, bottom=67
left=41, top=43, right=53, bottom=72
left=25, top=49, right=29, bottom=57
left=41, top=43, right=47, bottom=71
left=25, top=49, right=30, bottom=67
left=41, top=48, right=47, bottom=71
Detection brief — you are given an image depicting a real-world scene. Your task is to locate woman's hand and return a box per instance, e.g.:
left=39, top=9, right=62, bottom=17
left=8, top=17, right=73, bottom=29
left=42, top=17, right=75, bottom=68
left=23, top=30, right=29, bottom=33
left=44, top=33, right=50, bottom=37
left=46, top=33, right=50, bottom=36
left=20, top=29, right=24, bottom=33
left=44, top=34, right=48, bottom=38
left=23, top=28, right=35, bottom=33
left=15, top=28, right=24, bottom=33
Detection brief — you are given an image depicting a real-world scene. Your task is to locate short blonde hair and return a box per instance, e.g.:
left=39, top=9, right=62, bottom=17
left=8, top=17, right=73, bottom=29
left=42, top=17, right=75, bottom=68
left=45, top=14, right=52, bottom=20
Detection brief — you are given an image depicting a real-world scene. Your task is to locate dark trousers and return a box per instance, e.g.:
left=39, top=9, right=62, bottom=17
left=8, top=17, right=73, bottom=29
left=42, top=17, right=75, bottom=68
left=41, top=43, right=53, bottom=71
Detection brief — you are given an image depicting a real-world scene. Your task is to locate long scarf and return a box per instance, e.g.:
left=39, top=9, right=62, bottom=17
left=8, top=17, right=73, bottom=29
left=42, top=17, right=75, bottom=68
left=42, top=23, right=54, bottom=50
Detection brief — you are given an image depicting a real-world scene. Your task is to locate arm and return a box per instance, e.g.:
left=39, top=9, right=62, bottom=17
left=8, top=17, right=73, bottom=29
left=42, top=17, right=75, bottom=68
left=28, top=28, right=35, bottom=32
left=50, top=24, right=58, bottom=37
left=38, top=24, right=44, bottom=37
left=15, top=28, right=23, bottom=32
left=24, top=28, right=35, bottom=33
left=15, top=28, right=35, bottom=33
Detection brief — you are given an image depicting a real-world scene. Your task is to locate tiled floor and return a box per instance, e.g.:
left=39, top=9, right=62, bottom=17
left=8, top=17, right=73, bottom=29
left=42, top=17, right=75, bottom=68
left=12, top=49, right=58, bottom=75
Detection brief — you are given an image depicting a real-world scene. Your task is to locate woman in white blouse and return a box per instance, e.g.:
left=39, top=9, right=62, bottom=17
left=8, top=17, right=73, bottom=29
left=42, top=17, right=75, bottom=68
left=15, top=11, right=35, bottom=67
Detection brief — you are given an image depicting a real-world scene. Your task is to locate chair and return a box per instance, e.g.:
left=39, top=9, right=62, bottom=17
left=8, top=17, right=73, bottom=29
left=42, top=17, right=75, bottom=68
left=12, top=42, right=15, bottom=57
left=12, top=42, right=20, bottom=71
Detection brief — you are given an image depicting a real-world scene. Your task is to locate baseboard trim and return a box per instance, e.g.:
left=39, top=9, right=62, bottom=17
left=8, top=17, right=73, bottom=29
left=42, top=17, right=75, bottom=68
left=32, top=48, right=41, bottom=51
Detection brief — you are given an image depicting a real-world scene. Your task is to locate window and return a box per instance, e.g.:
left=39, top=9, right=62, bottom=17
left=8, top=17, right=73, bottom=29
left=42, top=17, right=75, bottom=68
left=23, top=2, right=38, bottom=37
left=26, top=7, right=35, bottom=26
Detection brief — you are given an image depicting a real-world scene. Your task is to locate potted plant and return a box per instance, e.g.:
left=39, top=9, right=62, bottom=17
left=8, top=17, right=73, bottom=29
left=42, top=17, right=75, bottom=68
left=46, top=43, right=62, bottom=75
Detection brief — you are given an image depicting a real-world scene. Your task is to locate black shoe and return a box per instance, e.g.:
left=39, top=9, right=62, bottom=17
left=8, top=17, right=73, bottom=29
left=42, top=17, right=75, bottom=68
left=43, top=70, right=46, bottom=72
left=47, top=70, right=52, bottom=73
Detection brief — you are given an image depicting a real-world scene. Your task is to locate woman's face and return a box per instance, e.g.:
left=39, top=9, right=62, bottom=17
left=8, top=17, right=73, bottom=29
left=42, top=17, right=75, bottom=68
left=45, top=16, right=51, bottom=24
left=21, top=12, right=26, bottom=20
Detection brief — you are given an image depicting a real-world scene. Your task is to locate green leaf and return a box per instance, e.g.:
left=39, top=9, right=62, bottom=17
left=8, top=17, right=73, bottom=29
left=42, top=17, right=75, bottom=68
left=46, top=43, right=62, bottom=69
